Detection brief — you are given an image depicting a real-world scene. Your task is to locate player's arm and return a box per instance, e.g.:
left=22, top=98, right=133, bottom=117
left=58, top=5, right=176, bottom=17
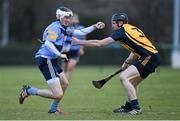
left=72, top=37, right=115, bottom=48
left=44, top=29, right=67, bottom=59
left=45, top=41, right=61, bottom=56
left=124, top=52, right=138, bottom=64
left=45, top=41, right=67, bottom=59
left=73, top=22, right=105, bottom=36
left=121, top=52, right=138, bottom=70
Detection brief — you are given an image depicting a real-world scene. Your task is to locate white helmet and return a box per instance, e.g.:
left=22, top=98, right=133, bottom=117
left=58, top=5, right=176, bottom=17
left=56, top=6, right=73, bottom=20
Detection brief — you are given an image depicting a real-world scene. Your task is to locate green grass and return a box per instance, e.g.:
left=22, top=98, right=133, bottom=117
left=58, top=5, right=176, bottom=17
left=0, top=66, right=180, bottom=120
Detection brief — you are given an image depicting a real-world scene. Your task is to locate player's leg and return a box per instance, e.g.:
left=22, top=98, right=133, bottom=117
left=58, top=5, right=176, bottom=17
left=114, top=54, right=160, bottom=114
left=129, top=76, right=143, bottom=94
left=64, top=59, right=78, bottom=80
left=49, top=72, right=69, bottom=113
left=64, top=50, right=80, bottom=81
left=59, top=72, right=69, bottom=92
left=113, top=71, right=142, bottom=113
left=113, top=65, right=142, bottom=114
left=47, top=77, right=67, bottom=114
left=38, top=60, right=66, bottom=114
left=125, top=75, right=142, bottom=114
left=36, top=58, right=64, bottom=100
left=19, top=77, right=63, bottom=103
left=120, top=65, right=141, bottom=103
left=19, top=58, right=64, bottom=113
left=48, top=62, right=69, bottom=114
left=126, top=55, right=159, bottom=114
left=33, top=79, right=63, bottom=99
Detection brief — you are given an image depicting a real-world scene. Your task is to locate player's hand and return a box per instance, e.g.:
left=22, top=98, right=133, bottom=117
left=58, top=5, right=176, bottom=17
left=121, top=61, right=130, bottom=71
left=94, top=22, right=105, bottom=29
left=60, top=54, right=69, bottom=62
left=71, top=37, right=81, bottom=45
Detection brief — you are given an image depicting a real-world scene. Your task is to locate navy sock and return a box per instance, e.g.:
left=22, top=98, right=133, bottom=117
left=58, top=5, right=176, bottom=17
left=130, top=99, right=140, bottom=110
left=125, top=101, right=131, bottom=110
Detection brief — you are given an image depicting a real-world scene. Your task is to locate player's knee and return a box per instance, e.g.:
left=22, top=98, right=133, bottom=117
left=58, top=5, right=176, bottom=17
left=67, top=66, right=74, bottom=72
left=131, top=81, right=138, bottom=87
left=61, top=77, right=69, bottom=87
left=53, top=92, right=63, bottom=100
left=63, top=80, right=69, bottom=87
left=119, top=74, right=128, bottom=82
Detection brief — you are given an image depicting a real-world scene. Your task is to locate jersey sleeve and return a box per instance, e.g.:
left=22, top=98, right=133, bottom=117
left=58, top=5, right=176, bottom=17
left=73, top=25, right=94, bottom=36
left=110, top=28, right=125, bottom=41
left=46, top=27, right=60, bottom=42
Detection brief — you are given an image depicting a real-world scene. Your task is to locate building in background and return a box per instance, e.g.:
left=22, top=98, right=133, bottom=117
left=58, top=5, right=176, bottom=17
left=1, top=0, right=9, bottom=47
left=172, top=0, right=180, bottom=68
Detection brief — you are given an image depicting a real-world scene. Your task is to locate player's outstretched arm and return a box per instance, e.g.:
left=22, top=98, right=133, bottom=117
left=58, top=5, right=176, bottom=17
left=73, top=22, right=105, bottom=36
left=72, top=37, right=115, bottom=48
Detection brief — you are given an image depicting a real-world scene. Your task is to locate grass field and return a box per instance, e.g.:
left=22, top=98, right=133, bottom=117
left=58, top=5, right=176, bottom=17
left=0, top=66, right=180, bottom=120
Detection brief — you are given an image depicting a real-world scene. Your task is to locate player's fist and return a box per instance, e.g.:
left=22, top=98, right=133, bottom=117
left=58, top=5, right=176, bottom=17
left=60, top=54, right=69, bottom=62
left=121, top=61, right=130, bottom=71
left=94, top=22, right=105, bottom=29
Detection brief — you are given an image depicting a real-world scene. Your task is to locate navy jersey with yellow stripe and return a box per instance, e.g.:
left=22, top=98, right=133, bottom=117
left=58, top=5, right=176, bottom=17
left=111, top=24, right=158, bottom=57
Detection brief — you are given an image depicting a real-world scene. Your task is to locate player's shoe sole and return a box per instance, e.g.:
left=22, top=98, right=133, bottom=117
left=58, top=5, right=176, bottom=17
left=113, top=105, right=130, bottom=113
left=48, top=108, right=69, bottom=115
left=19, top=85, right=30, bottom=104
left=128, top=109, right=142, bottom=115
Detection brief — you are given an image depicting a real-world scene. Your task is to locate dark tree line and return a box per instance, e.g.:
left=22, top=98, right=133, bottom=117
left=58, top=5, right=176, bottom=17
left=0, top=0, right=173, bottom=46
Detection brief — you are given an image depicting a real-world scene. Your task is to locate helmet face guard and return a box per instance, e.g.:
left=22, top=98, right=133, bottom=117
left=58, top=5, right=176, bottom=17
left=56, top=6, right=73, bottom=20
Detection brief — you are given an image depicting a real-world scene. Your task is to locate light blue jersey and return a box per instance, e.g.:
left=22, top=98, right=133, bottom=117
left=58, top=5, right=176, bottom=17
left=35, top=21, right=66, bottom=59
left=70, top=25, right=85, bottom=51
left=61, top=25, right=85, bottom=53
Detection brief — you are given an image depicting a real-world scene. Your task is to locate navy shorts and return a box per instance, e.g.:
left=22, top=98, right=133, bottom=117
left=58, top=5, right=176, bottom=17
left=133, top=53, right=160, bottom=78
left=36, top=57, right=63, bottom=81
left=66, top=50, right=80, bottom=61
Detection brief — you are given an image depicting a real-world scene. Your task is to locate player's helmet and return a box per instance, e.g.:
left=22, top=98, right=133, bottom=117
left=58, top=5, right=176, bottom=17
left=111, top=13, right=128, bottom=23
left=56, top=6, right=73, bottom=20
